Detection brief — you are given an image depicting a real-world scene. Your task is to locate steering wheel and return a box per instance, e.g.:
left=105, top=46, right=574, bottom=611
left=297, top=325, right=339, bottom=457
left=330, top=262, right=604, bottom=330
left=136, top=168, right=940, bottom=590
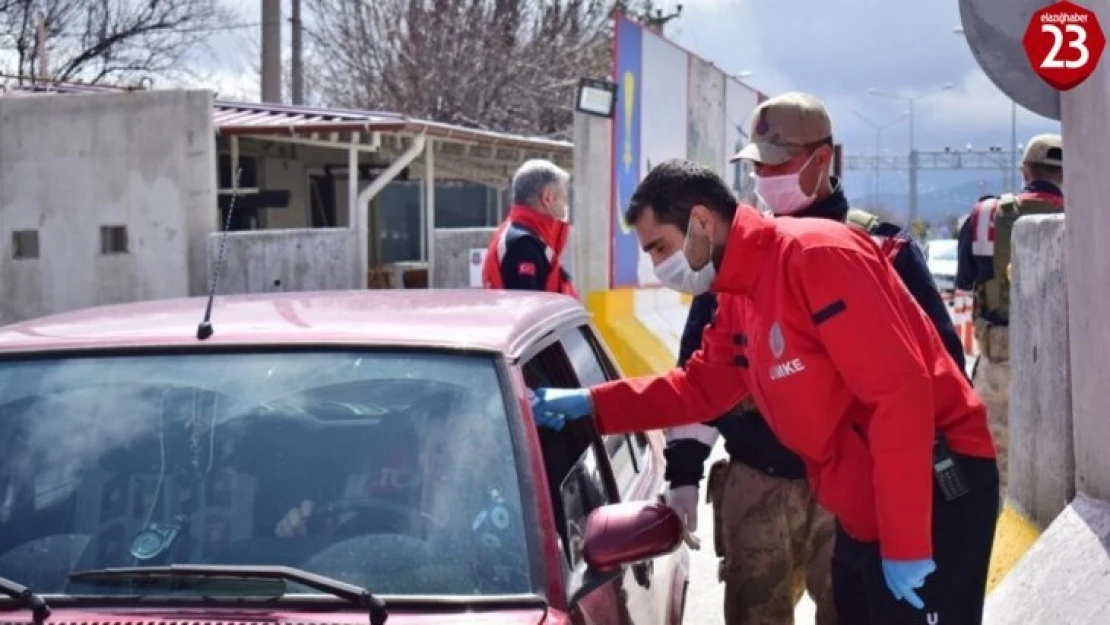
left=310, top=497, right=442, bottom=538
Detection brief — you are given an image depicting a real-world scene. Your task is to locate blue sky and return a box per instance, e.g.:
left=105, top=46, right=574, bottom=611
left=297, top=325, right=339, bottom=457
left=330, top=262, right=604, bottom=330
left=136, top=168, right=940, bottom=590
left=196, top=0, right=1062, bottom=201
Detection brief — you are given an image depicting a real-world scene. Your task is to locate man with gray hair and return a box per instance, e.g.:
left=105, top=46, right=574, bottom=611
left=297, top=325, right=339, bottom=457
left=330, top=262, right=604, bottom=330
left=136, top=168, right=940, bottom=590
left=481, top=159, right=578, bottom=296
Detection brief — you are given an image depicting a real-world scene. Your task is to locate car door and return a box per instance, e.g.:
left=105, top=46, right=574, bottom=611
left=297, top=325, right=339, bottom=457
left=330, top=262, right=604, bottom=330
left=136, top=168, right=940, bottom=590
left=558, top=323, right=686, bottom=625
left=518, top=336, right=634, bottom=625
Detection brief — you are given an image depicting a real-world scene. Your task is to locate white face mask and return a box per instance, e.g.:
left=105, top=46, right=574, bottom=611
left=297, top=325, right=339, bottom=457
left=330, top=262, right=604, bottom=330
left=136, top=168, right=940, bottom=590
left=751, top=154, right=819, bottom=216
left=653, top=250, right=716, bottom=295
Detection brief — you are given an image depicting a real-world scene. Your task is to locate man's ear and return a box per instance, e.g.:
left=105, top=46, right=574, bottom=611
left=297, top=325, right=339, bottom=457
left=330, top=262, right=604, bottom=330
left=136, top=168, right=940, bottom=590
left=689, top=205, right=712, bottom=231
left=814, top=145, right=833, bottom=169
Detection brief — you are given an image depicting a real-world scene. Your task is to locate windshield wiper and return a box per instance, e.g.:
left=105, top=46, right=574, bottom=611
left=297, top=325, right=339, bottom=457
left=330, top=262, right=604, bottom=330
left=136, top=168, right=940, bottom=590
left=68, top=565, right=386, bottom=625
left=0, top=575, right=49, bottom=625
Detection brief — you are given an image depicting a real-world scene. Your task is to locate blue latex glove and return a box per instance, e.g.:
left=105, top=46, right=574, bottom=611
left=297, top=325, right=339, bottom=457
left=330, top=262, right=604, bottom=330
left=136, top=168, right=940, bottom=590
left=881, top=558, right=936, bottom=610
left=528, top=388, right=593, bottom=431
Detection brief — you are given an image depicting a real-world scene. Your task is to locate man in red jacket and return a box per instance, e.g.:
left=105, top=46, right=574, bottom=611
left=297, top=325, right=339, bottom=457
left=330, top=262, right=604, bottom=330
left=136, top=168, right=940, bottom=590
left=481, top=159, right=577, bottom=297
left=531, top=160, right=999, bottom=623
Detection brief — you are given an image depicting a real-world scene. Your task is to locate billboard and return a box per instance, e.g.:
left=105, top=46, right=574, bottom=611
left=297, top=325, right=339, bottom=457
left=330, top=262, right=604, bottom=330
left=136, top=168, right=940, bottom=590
left=611, top=14, right=764, bottom=288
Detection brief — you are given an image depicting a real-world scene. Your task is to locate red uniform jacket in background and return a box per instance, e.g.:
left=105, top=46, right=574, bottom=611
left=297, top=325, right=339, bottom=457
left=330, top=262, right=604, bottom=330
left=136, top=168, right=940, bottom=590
left=589, top=206, right=995, bottom=560
left=481, top=205, right=577, bottom=297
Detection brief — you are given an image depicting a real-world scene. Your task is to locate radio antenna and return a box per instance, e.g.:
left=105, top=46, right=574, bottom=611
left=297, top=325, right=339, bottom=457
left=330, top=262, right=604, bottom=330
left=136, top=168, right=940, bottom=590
left=196, top=168, right=242, bottom=341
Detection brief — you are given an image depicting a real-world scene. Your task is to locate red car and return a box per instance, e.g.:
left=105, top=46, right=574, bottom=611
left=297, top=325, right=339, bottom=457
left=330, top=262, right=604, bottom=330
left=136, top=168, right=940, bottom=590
left=0, top=290, right=689, bottom=625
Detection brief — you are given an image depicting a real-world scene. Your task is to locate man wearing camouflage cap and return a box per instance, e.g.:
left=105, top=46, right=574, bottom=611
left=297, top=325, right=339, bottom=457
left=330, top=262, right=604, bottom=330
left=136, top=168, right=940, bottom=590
left=659, top=92, right=974, bottom=623
left=956, top=133, right=1064, bottom=501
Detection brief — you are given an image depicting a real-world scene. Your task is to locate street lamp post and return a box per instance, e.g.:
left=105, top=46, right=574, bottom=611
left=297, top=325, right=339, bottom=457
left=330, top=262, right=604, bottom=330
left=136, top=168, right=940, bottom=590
left=954, top=26, right=1019, bottom=191
left=868, top=84, right=955, bottom=222
left=851, top=109, right=910, bottom=204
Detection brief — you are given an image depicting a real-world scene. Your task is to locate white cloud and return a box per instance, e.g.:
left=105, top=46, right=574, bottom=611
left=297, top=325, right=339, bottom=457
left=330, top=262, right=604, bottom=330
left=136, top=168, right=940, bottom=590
left=176, top=67, right=260, bottom=102
left=664, top=0, right=1060, bottom=158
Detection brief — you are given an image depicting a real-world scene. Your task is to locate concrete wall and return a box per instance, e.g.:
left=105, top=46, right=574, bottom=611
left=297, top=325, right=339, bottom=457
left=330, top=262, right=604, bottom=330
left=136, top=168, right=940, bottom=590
left=0, top=90, right=216, bottom=324
left=209, top=228, right=360, bottom=294
left=433, top=227, right=494, bottom=288
left=1062, top=1, right=1110, bottom=500
left=1008, top=215, right=1073, bottom=527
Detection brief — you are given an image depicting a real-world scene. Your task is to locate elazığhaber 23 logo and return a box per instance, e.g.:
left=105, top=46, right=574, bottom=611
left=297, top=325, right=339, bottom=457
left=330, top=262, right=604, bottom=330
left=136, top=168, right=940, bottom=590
left=1023, top=0, right=1106, bottom=90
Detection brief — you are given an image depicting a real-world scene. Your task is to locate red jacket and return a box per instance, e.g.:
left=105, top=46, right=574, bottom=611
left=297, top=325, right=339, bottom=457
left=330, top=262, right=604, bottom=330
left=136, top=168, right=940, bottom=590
left=482, top=206, right=578, bottom=297
left=590, top=206, right=994, bottom=560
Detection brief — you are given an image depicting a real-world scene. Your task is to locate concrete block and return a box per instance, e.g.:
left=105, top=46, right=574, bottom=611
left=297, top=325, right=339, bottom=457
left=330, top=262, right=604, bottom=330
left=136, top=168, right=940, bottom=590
left=984, top=494, right=1110, bottom=624
left=209, top=228, right=359, bottom=294
left=1008, top=215, right=1074, bottom=527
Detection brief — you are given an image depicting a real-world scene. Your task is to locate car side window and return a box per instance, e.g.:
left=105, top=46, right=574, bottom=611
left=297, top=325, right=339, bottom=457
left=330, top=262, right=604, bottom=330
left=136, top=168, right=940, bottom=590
left=559, top=326, right=645, bottom=492
left=559, top=445, right=613, bottom=568
left=522, top=339, right=613, bottom=565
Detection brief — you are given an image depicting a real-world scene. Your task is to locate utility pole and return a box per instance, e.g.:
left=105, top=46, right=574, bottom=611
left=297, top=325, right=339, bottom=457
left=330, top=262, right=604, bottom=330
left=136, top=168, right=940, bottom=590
left=291, top=0, right=304, bottom=105
left=1008, top=100, right=1018, bottom=191
left=261, top=0, right=282, bottom=103
left=35, top=16, right=49, bottom=84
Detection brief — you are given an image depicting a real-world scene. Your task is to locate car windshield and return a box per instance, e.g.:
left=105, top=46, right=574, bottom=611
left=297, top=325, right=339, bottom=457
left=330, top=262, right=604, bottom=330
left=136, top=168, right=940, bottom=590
left=929, top=240, right=958, bottom=262
left=0, top=350, right=532, bottom=597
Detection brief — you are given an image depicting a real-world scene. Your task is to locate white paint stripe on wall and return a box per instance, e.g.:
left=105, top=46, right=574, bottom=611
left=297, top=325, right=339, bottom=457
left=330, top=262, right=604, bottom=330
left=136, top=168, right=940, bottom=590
left=633, top=288, right=689, bottom=360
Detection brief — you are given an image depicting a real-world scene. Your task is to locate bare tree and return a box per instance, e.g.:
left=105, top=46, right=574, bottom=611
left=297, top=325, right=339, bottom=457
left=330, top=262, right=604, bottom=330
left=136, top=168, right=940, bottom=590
left=305, top=0, right=674, bottom=138
left=0, top=0, right=233, bottom=86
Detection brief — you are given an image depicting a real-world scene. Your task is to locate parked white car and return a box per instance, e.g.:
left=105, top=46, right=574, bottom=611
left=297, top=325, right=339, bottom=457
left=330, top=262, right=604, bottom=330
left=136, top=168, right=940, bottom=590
left=925, top=238, right=959, bottom=292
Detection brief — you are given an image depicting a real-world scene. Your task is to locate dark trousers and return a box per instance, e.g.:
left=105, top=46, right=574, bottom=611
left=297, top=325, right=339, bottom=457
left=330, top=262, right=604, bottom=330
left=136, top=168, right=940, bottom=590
left=831, top=454, right=1000, bottom=624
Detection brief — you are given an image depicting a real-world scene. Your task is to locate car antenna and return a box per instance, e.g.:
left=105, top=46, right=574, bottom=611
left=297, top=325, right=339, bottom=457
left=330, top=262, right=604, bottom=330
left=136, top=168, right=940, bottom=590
left=196, top=168, right=242, bottom=341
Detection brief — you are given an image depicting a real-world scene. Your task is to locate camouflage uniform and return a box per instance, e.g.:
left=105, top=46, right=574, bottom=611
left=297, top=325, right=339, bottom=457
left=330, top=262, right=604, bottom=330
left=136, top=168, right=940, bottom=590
left=972, top=322, right=1010, bottom=496
left=959, top=135, right=1064, bottom=498
left=708, top=458, right=836, bottom=625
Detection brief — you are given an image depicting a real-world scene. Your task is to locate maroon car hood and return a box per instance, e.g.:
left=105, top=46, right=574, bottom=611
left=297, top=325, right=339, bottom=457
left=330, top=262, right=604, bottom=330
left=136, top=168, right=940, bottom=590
left=15, top=607, right=556, bottom=625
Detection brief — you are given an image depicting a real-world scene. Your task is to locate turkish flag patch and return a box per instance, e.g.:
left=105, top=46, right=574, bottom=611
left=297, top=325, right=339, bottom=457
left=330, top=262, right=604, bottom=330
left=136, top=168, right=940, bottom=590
left=517, top=261, right=536, bottom=277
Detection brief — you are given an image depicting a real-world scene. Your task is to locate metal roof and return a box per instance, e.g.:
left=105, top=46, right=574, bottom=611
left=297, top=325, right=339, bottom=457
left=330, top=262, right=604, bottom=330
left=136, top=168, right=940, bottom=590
left=2, top=82, right=572, bottom=155
left=212, top=100, right=571, bottom=154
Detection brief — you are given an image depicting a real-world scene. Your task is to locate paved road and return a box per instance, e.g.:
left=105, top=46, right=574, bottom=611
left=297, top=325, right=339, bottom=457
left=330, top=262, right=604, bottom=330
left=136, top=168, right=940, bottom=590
left=681, top=443, right=817, bottom=625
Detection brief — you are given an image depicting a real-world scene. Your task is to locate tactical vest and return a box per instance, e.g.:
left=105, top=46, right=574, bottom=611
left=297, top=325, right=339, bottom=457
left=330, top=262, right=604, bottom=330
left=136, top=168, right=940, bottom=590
left=968, top=192, right=1063, bottom=322
left=845, top=208, right=906, bottom=260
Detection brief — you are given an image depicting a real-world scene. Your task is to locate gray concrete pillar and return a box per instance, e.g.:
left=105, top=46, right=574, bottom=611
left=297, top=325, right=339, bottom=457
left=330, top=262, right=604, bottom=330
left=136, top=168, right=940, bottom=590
left=570, top=112, right=614, bottom=296
left=1061, top=0, right=1110, bottom=500
left=1009, top=215, right=1074, bottom=526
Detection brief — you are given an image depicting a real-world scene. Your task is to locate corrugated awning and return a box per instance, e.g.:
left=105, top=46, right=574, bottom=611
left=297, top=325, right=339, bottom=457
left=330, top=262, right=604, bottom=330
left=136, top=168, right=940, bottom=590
left=212, top=100, right=406, bottom=137
left=212, top=100, right=572, bottom=155
left=1, top=83, right=572, bottom=157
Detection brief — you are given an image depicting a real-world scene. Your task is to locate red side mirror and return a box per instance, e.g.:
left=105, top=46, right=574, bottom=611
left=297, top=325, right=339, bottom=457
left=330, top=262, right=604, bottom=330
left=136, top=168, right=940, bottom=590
left=582, top=500, right=683, bottom=572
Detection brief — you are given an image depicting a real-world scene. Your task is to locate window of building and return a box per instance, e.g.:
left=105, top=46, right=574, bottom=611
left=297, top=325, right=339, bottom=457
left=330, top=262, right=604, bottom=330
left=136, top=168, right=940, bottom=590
left=11, top=230, right=39, bottom=259
left=376, top=179, right=501, bottom=264
left=99, top=226, right=129, bottom=255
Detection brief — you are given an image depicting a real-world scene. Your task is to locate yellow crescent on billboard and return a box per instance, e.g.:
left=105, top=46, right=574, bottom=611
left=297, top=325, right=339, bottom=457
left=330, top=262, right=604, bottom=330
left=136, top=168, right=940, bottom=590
left=620, top=70, right=636, bottom=234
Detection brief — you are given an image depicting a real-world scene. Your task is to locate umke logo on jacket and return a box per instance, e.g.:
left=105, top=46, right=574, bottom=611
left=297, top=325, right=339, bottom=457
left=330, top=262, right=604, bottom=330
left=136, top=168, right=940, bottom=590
left=768, top=322, right=807, bottom=380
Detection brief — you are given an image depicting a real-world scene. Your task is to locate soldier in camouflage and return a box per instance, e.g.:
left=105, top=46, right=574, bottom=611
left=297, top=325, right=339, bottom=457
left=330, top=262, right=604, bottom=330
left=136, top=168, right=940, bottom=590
left=662, top=92, right=968, bottom=625
left=956, top=134, right=1064, bottom=499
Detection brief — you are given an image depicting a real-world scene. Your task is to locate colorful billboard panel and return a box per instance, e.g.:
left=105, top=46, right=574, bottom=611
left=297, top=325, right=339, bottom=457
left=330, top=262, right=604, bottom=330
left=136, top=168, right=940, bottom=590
left=611, top=16, right=643, bottom=288
left=610, top=14, right=764, bottom=288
